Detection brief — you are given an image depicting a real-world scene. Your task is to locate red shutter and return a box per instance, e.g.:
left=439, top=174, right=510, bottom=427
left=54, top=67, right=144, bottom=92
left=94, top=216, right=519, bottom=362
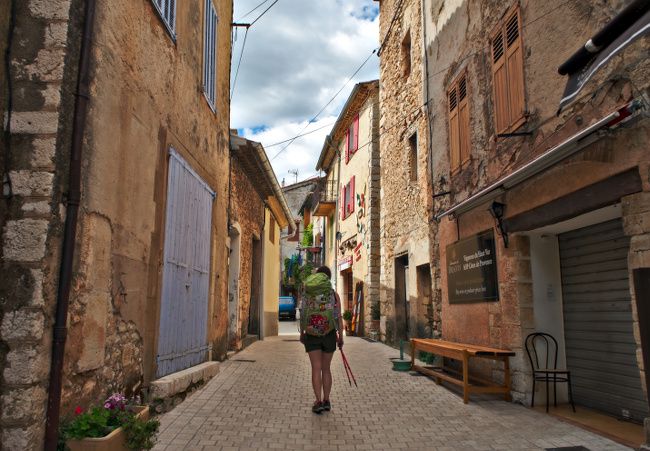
left=340, top=185, right=345, bottom=219
left=345, top=131, right=350, bottom=164
left=353, top=115, right=359, bottom=151
left=350, top=176, right=355, bottom=214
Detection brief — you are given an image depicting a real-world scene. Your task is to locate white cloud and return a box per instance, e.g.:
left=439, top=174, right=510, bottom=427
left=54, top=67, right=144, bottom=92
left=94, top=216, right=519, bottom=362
left=231, top=0, right=379, bottom=182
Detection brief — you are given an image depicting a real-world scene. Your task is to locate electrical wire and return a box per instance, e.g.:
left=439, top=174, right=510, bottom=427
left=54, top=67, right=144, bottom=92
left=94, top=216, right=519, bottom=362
left=237, top=0, right=272, bottom=21
left=263, top=121, right=337, bottom=148
left=270, top=48, right=378, bottom=161
left=230, top=27, right=249, bottom=100
left=250, top=0, right=280, bottom=27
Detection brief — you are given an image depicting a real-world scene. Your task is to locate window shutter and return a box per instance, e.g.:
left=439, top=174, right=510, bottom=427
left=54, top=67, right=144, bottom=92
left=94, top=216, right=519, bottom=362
left=505, top=9, right=525, bottom=130
left=448, top=86, right=460, bottom=172
left=353, top=115, right=359, bottom=151
left=350, top=176, right=355, bottom=214
left=345, top=131, right=350, bottom=164
left=341, top=185, right=346, bottom=219
left=458, top=75, right=470, bottom=164
left=491, top=29, right=509, bottom=134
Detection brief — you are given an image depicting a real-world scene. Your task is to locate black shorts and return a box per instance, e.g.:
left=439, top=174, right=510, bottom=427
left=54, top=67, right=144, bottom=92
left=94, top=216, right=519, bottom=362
left=303, top=330, right=337, bottom=353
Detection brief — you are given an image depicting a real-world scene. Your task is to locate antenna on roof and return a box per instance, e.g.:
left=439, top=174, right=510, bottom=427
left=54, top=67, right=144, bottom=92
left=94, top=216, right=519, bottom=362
left=288, top=169, right=299, bottom=184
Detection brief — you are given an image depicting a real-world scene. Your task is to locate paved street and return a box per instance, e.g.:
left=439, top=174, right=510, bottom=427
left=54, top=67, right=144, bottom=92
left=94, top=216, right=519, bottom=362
left=153, top=335, right=630, bottom=451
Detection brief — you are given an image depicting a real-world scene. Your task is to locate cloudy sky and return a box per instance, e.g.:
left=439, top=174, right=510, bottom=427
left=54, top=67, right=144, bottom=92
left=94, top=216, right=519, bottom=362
left=231, top=0, right=380, bottom=185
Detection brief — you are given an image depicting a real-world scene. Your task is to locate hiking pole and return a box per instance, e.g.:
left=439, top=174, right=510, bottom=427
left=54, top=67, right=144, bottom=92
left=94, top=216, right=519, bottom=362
left=339, top=344, right=352, bottom=386
left=340, top=348, right=358, bottom=388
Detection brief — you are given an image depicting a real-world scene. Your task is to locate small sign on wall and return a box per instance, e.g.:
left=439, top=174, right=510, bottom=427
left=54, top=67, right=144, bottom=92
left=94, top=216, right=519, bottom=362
left=446, top=229, right=499, bottom=304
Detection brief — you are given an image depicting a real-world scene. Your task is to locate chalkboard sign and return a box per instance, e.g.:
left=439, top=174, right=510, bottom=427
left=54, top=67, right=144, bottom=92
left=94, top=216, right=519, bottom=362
left=446, top=229, right=499, bottom=303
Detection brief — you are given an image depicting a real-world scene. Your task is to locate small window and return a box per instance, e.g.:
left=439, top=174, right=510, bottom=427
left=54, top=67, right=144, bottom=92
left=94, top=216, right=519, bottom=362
left=408, top=133, right=417, bottom=182
left=345, top=115, right=359, bottom=164
left=203, top=0, right=218, bottom=110
left=490, top=5, right=525, bottom=134
left=447, top=71, right=470, bottom=173
left=269, top=215, right=276, bottom=243
left=401, top=31, right=412, bottom=79
left=152, top=0, right=177, bottom=39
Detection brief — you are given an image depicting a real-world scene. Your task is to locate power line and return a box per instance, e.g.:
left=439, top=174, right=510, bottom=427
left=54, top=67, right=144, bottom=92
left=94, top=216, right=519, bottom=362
left=263, top=121, right=337, bottom=148
left=237, top=0, right=272, bottom=21
left=270, top=48, right=378, bottom=160
left=250, top=0, right=280, bottom=26
left=230, top=27, right=249, bottom=100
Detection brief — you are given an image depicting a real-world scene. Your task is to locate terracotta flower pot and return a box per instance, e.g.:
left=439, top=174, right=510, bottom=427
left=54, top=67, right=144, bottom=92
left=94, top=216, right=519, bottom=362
left=66, top=406, right=149, bottom=451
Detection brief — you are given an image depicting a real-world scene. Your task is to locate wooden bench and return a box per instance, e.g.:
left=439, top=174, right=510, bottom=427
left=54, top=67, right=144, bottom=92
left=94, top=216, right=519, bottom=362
left=410, top=338, right=515, bottom=404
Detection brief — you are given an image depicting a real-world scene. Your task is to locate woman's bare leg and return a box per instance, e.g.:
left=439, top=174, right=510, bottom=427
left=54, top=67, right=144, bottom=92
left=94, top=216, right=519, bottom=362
left=308, top=350, right=323, bottom=402
left=321, top=351, right=335, bottom=401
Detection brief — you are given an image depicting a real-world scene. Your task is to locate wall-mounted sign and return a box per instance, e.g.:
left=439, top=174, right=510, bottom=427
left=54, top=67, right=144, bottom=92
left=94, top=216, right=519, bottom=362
left=446, top=229, right=499, bottom=304
left=338, top=256, right=352, bottom=272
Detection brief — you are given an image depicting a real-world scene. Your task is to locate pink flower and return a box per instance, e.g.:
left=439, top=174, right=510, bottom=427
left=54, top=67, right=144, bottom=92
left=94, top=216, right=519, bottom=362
left=74, top=406, right=83, bottom=416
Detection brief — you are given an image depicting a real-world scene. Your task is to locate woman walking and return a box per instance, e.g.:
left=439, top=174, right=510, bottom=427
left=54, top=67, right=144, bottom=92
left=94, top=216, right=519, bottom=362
left=299, top=266, right=344, bottom=414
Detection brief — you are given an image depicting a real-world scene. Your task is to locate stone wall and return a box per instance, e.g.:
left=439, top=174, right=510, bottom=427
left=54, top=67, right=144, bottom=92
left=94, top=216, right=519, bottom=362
left=0, top=0, right=81, bottom=447
left=229, top=156, right=265, bottom=349
left=378, top=0, right=435, bottom=345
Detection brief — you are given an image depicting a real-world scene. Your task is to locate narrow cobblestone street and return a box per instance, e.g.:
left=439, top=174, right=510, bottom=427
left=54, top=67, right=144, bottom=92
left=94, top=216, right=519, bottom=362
left=153, top=330, right=630, bottom=451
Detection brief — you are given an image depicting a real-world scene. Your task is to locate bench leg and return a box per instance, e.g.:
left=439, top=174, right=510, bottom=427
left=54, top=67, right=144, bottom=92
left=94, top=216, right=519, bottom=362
left=462, top=351, right=469, bottom=404
left=503, top=356, right=512, bottom=402
left=410, top=340, right=415, bottom=370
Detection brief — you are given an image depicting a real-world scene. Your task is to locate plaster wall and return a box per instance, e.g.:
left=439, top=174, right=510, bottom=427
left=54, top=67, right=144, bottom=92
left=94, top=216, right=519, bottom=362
left=59, top=0, right=233, bottom=412
left=335, top=93, right=378, bottom=333
left=262, top=208, right=281, bottom=338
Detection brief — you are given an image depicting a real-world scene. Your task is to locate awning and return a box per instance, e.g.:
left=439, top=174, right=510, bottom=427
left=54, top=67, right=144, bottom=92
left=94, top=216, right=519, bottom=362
left=557, top=0, right=650, bottom=113
left=434, top=99, right=643, bottom=222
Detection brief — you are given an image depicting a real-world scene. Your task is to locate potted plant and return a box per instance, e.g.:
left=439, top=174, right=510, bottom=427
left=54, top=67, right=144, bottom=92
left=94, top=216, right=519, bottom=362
left=342, top=310, right=353, bottom=333
left=60, top=393, right=160, bottom=451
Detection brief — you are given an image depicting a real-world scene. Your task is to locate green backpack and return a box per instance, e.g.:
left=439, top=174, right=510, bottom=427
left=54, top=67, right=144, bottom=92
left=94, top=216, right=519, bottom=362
left=301, top=273, right=337, bottom=337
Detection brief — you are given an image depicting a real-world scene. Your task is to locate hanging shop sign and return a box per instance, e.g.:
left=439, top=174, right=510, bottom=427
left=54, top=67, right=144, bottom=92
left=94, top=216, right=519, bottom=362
left=338, top=256, right=352, bottom=272
left=446, top=229, right=499, bottom=304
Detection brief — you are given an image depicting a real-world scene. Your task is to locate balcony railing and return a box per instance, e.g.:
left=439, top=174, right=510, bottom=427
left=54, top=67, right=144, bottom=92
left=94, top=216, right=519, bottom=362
left=312, top=179, right=338, bottom=217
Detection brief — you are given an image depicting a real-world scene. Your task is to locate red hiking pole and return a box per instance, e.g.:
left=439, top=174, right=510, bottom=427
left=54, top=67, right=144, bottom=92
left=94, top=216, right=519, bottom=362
left=339, top=347, right=358, bottom=388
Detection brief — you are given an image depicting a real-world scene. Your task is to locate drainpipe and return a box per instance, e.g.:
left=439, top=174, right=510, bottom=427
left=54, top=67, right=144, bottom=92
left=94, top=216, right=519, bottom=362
left=44, top=0, right=96, bottom=448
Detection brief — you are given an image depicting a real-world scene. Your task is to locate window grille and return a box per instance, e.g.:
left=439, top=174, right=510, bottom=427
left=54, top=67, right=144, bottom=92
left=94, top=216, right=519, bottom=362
left=203, top=0, right=218, bottom=110
left=152, top=0, right=177, bottom=38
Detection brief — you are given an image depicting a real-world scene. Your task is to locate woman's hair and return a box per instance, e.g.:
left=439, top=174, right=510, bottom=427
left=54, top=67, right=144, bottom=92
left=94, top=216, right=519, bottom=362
left=315, top=265, right=332, bottom=279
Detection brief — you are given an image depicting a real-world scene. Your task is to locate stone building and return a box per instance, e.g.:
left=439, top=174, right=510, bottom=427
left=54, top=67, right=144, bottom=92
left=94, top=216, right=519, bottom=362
left=423, top=0, right=650, bottom=434
left=376, top=0, right=436, bottom=345
left=314, top=80, right=381, bottom=336
left=0, top=0, right=233, bottom=448
left=228, top=134, right=294, bottom=351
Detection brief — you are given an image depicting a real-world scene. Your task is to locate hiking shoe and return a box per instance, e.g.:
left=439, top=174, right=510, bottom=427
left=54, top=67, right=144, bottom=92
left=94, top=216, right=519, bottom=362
left=322, top=400, right=331, bottom=411
left=312, top=401, right=324, bottom=414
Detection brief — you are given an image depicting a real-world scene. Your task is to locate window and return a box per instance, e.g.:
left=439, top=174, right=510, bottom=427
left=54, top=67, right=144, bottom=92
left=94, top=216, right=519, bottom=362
left=269, top=215, right=276, bottom=243
left=203, top=0, right=218, bottom=110
left=408, top=133, right=417, bottom=182
left=401, top=31, right=412, bottom=79
left=491, top=5, right=525, bottom=134
left=448, top=71, right=470, bottom=172
left=340, top=176, right=355, bottom=219
left=152, top=0, right=177, bottom=39
left=345, top=115, right=359, bottom=163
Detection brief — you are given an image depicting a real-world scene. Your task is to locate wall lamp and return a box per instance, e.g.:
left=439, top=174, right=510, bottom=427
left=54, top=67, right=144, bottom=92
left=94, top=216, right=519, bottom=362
left=489, top=201, right=509, bottom=248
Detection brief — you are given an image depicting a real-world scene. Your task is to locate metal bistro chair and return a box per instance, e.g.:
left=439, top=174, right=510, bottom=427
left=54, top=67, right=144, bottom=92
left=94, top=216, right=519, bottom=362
left=525, top=332, right=576, bottom=412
